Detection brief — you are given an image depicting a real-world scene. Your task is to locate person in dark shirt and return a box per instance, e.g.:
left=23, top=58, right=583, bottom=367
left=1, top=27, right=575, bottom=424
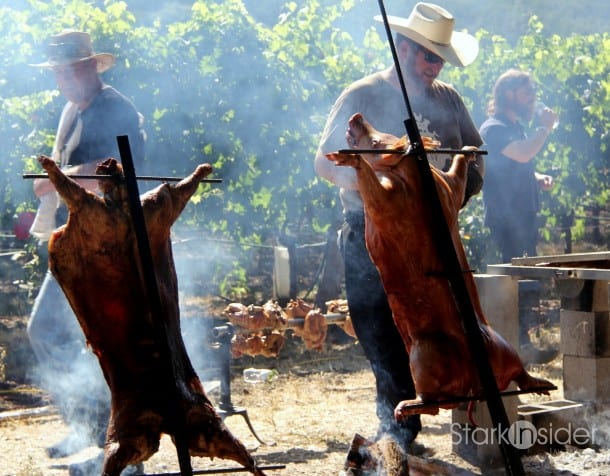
left=480, top=68, right=558, bottom=364
left=27, top=30, right=145, bottom=475
left=480, top=68, right=556, bottom=263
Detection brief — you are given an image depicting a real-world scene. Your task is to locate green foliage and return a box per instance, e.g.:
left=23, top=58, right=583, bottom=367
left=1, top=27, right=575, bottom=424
left=440, top=16, right=610, bottom=268
left=2, top=0, right=610, bottom=295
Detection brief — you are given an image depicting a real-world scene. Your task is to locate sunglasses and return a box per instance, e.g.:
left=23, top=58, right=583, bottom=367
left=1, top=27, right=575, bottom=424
left=416, top=45, right=444, bottom=65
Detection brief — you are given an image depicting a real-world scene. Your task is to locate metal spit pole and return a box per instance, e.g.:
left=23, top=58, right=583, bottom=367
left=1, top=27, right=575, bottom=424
left=213, top=312, right=349, bottom=336
left=117, top=135, right=194, bottom=476
left=337, top=148, right=487, bottom=156
left=22, top=173, right=222, bottom=182
left=375, top=1, right=525, bottom=474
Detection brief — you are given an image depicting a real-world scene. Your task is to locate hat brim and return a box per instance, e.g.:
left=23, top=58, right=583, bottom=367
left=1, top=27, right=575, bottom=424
left=30, top=52, right=116, bottom=73
left=374, top=15, right=479, bottom=67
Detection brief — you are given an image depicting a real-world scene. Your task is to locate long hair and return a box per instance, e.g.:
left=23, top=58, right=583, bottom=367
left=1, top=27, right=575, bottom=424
left=487, top=69, right=532, bottom=116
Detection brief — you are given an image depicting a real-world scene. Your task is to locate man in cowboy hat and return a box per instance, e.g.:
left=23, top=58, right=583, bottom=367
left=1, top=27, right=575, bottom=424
left=27, top=29, right=145, bottom=475
left=314, top=2, right=483, bottom=456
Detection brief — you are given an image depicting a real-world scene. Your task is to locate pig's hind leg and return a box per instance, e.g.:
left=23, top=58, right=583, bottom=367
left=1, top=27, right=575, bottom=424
left=484, top=326, right=555, bottom=395
left=394, top=332, right=469, bottom=419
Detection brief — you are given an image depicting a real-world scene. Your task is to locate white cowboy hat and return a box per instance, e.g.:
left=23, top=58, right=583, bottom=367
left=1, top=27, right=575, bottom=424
left=30, top=30, right=115, bottom=73
left=374, top=2, right=479, bottom=67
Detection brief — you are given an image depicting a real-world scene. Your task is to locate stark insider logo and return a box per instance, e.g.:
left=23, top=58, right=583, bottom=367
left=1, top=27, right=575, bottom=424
left=452, top=420, right=594, bottom=449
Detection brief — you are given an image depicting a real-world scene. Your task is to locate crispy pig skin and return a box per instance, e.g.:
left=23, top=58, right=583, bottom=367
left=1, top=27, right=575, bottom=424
left=38, top=156, right=266, bottom=476
left=326, top=114, right=553, bottom=419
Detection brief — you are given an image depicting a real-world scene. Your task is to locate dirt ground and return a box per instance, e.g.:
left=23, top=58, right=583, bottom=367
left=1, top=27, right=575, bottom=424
left=3, top=322, right=610, bottom=476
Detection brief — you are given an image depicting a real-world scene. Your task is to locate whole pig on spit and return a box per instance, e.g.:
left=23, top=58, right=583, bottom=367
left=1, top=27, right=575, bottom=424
left=326, top=113, right=552, bottom=420
left=37, top=155, right=267, bottom=476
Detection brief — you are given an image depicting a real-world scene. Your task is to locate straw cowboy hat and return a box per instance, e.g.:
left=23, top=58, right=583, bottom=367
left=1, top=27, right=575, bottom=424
left=30, top=30, right=115, bottom=73
left=375, top=2, right=479, bottom=67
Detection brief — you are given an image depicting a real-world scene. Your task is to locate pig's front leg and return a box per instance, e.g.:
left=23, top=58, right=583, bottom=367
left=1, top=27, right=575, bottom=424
left=325, top=151, right=363, bottom=169
left=326, top=151, right=388, bottom=196
left=169, top=163, right=213, bottom=215
left=326, top=151, right=395, bottom=215
left=37, top=155, right=93, bottom=212
left=143, top=163, right=214, bottom=238
left=435, top=148, right=478, bottom=218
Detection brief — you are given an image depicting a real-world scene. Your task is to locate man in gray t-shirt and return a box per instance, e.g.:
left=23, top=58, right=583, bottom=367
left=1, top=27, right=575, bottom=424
left=314, top=2, right=483, bottom=452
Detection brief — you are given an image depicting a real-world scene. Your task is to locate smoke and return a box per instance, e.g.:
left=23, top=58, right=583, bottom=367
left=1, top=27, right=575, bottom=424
left=6, top=0, right=609, bottom=458
left=27, top=272, right=110, bottom=451
left=172, top=233, right=232, bottom=373
left=0, top=0, right=413, bottom=240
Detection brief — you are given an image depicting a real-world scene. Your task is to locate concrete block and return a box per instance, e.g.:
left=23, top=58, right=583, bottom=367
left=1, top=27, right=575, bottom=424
left=474, top=274, right=519, bottom=348
left=518, top=400, right=610, bottom=448
left=519, top=399, right=585, bottom=448
left=452, top=391, right=519, bottom=465
left=450, top=275, right=519, bottom=464
left=560, top=310, right=610, bottom=357
left=563, top=355, right=610, bottom=402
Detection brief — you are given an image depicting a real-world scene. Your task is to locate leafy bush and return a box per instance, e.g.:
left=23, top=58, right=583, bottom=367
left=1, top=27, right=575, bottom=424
left=2, top=1, right=609, bottom=296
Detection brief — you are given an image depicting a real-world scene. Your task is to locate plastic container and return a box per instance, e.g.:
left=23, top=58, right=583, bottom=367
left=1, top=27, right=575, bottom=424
left=535, top=101, right=559, bottom=130
left=243, top=368, right=277, bottom=384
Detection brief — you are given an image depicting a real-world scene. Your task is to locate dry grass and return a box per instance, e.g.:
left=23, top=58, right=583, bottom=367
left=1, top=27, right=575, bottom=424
left=3, top=320, right=610, bottom=475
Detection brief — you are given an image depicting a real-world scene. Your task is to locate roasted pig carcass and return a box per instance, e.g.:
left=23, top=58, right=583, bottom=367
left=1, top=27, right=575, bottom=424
left=339, top=315, right=356, bottom=339
left=224, top=300, right=286, bottom=332
left=284, top=297, right=314, bottom=319
left=293, top=308, right=327, bottom=351
left=326, top=114, right=552, bottom=419
left=325, top=299, right=356, bottom=338
left=224, top=301, right=286, bottom=357
left=38, top=155, right=266, bottom=476
left=231, top=332, right=285, bottom=358
left=286, top=299, right=327, bottom=351
left=325, top=299, right=349, bottom=315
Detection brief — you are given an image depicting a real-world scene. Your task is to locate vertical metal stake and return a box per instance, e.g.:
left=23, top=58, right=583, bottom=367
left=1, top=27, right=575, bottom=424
left=375, top=2, right=525, bottom=474
left=117, top=135, right=193, bottom=476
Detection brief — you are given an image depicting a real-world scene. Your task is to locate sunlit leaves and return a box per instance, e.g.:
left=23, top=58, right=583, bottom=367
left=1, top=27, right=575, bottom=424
left=444, top=22, right=610, bottom=266
left=2, top=0, right=610, bottom=293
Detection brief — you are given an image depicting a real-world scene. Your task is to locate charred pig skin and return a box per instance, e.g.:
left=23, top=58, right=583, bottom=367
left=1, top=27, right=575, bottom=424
left=38, top=155, right=266, bottom=476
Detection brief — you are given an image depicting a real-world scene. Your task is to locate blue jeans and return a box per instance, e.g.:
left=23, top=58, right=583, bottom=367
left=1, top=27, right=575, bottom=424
left=487, top=211, right=538, bottom=263
left=28, top=271, right=110, bottom=445
left=341, top=212, right=421, bottom=442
